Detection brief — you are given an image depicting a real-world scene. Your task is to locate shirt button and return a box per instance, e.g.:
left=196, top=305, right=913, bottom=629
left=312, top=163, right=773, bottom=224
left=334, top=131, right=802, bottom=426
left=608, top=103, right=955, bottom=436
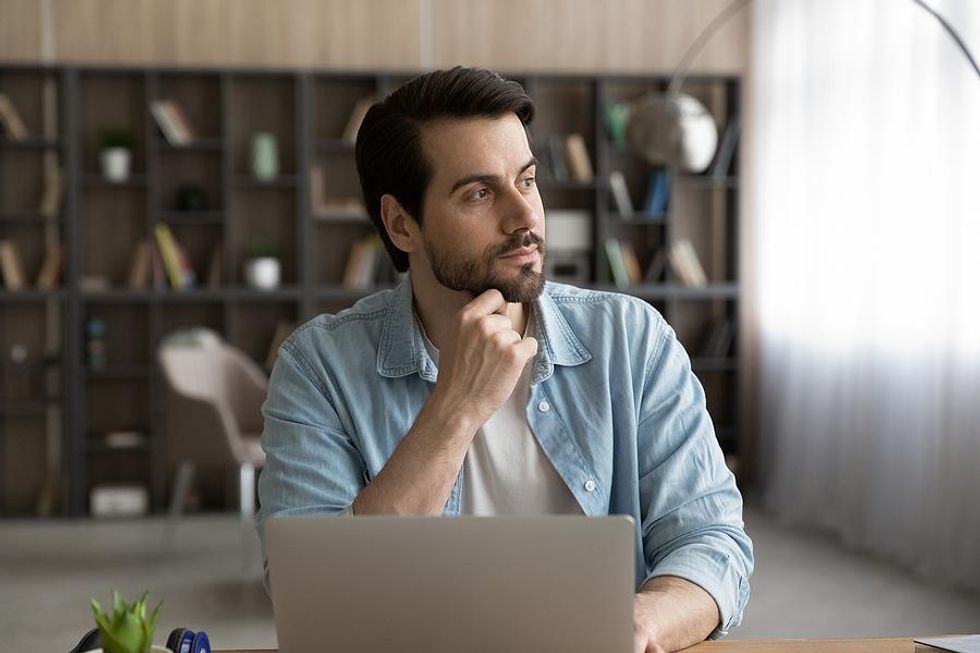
left=537, top=400, right=550, bottom=413
left=584, top=479, right=597, bottom=492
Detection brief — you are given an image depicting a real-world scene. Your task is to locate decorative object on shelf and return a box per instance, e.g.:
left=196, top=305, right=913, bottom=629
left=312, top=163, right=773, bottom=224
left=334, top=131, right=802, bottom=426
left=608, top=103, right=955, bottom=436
left=603, top=101, right=630, bottom=149
left=85, top=317, right=108, bottom=370
left=174, top=184, right=210, bottom=212
left=243, top=241, right=281, bottom=290
left=249, top=131, right=279, bottom=181
left=98, top=128, right=135, bottom=182
left=90, top=590, right=161, bottom=653
left=0, top=93, right=29, bottom=140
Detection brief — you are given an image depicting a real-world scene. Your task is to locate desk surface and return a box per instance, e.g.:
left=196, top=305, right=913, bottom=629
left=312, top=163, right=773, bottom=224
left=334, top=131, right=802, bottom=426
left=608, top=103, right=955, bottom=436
left=221, top=638, right=924, bottom=653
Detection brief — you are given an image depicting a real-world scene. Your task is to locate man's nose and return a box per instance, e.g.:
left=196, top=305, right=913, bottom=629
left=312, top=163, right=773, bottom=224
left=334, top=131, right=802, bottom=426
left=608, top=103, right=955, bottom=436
left=502, top=187, right=539, bottom=233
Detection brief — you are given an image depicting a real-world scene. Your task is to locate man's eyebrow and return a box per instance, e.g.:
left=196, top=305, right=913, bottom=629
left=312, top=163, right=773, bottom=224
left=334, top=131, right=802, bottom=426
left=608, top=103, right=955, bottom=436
left=448, top=157, right=539, bottom=196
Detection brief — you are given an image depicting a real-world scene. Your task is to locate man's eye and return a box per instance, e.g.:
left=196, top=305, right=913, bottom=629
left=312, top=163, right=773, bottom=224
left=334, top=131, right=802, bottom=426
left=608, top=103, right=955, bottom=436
left=520, top=176, right=536, bottom=189
left=470, top=188, right=490, bottom=200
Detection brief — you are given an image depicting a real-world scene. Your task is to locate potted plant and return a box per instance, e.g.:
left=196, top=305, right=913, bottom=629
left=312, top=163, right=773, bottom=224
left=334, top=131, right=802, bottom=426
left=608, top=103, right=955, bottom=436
left=99, top=128, right=136, bottom=183
left=90, top=591, right=168, bottom=653
left=243, top=241, right=282, bottom=290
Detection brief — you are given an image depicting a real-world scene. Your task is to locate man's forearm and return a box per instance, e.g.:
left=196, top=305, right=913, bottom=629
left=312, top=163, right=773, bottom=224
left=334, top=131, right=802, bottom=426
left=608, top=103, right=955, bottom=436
left=352, top=389, right=478, bottom=515
left=634, top=576, right=720, bottom=653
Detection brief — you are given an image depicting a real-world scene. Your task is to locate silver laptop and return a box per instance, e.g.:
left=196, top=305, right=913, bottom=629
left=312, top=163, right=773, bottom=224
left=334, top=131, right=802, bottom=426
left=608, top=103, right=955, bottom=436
left=265, top=515, right=635, bottom=653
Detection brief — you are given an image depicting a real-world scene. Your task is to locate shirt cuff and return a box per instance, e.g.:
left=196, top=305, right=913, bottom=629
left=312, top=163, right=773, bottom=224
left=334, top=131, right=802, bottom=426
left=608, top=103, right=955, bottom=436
left=642, top=544, right=749, bottom=639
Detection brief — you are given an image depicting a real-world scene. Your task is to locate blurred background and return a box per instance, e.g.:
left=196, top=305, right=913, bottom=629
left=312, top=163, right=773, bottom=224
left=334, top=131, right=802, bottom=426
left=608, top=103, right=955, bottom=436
left=0, top=0, right=977, bottom=650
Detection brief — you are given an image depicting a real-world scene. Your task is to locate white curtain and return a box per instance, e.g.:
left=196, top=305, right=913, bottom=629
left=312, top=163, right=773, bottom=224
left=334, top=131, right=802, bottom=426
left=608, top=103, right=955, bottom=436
left=752, top=0, right=980, bottom=592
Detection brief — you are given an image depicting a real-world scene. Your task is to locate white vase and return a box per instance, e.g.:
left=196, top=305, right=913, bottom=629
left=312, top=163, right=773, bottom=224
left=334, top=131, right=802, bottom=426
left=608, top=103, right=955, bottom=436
left=100, top=147, right=132, bottom=182
left=244, top=257, right=281, bottom=290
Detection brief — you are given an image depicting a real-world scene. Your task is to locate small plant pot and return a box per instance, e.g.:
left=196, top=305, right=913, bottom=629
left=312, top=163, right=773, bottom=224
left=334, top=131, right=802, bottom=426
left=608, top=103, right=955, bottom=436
left=100, top=147, right=132, bottom=183
left=243, top=256, right=281, bottom=290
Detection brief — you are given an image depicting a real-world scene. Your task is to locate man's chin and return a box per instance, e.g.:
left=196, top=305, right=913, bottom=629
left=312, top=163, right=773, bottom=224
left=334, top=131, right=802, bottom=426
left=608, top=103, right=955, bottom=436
left=488, top=270, right=545, bottom=303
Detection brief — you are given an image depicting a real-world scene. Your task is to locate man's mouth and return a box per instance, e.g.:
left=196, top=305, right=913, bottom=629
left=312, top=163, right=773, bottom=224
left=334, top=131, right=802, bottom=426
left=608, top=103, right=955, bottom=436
left=499, top=245, right=539, bottom=263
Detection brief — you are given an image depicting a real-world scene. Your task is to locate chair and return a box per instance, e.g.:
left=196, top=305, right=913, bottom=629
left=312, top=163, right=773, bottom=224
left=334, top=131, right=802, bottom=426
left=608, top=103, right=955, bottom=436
left=157, top=340, right=268, bottom=567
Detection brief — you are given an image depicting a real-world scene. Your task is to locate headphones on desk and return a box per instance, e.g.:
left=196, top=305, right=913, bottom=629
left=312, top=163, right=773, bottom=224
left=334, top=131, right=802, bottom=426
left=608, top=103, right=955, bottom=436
left=69, top=627, right=210, bottom=653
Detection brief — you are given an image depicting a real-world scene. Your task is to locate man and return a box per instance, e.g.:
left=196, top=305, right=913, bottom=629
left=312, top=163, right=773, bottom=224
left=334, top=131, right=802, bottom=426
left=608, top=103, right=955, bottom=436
left=258, top=66, right=753, bottom=653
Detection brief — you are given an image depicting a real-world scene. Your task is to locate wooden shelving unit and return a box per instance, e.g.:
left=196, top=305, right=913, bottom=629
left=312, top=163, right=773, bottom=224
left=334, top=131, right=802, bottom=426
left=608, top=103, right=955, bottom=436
left=0, top=64, right=742, bottom=517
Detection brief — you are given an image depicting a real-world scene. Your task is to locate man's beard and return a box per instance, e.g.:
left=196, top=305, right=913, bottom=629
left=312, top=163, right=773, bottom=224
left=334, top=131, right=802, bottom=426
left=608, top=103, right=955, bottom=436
left=424, top=230, right=546, bottom=303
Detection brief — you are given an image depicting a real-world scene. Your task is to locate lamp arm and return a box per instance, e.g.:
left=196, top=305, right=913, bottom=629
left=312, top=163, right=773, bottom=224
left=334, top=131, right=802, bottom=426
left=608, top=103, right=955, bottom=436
left=911, top=0, right=980, bottom=81
left=667, top=0, right=751, bottom=96
left=667, top=0, right=979, bottom=98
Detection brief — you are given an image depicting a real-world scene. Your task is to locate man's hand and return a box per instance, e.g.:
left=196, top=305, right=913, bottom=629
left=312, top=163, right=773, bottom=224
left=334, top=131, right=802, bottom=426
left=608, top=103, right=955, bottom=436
left=633, top=576, right=720, bottom=653
left=353, top=289, right=537, bottom=516
left=430, top=289, right=538, bottom=427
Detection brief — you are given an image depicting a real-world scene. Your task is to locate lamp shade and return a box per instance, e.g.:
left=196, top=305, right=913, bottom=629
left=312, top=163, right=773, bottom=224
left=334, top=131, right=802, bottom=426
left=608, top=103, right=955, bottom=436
left=626, top=93, right=718, bottom=173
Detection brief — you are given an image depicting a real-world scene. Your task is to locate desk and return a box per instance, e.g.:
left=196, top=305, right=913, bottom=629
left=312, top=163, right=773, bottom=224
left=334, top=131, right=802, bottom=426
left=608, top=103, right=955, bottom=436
left=221, top=639, right=920, bottom=653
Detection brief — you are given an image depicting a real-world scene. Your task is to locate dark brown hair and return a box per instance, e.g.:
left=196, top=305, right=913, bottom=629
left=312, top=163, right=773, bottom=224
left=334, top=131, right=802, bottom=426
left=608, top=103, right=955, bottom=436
left=354, top=66, right=534, bottom=272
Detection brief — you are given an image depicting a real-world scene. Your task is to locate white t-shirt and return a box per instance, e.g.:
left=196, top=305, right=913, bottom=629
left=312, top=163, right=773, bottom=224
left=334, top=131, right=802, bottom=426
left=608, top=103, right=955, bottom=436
left=421, top=309, right=583, bottom=516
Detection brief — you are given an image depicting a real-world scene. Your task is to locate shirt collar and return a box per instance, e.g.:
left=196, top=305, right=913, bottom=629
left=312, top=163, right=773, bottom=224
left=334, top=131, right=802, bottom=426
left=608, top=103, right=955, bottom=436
left=376, top=277, right=592, bottom=383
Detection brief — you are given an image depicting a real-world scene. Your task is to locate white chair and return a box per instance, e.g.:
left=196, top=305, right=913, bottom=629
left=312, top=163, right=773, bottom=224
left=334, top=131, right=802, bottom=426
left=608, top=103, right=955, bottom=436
left=157, top=341, right=268, bottom=569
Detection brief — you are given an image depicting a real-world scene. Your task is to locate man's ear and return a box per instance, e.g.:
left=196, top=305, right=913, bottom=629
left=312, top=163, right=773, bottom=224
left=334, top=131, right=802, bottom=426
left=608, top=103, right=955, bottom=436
left=380, top=194, right=419, bottom=255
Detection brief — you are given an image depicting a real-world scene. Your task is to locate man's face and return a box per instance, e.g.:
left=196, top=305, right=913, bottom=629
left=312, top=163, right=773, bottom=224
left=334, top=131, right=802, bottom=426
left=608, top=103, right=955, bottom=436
left=415, top=114, right=546, bottom=303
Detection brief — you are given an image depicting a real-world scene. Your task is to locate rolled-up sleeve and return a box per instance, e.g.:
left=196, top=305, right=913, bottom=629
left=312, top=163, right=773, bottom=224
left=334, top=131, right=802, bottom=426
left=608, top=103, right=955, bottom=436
left=636, top=325, right=754, bottom=638
left=256, top=341, right=365, bottom=585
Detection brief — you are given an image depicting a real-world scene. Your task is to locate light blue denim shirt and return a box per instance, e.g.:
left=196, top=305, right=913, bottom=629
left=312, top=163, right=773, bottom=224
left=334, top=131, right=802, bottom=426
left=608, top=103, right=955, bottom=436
left=258, top=279, right=753, bottom=636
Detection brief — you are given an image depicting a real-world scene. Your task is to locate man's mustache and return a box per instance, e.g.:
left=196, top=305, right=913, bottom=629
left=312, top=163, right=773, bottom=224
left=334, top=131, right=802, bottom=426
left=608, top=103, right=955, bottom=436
left=495, top=231, right=545, bottom=257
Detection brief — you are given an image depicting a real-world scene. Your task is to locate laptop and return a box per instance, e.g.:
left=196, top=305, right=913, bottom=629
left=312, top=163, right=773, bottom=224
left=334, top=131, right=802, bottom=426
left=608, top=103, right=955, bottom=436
left=265, top=515, right=635, bottom=653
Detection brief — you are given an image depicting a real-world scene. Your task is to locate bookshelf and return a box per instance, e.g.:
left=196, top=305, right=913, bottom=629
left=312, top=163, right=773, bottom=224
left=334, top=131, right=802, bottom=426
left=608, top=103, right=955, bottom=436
left=0, top=64, right=743, bottom=517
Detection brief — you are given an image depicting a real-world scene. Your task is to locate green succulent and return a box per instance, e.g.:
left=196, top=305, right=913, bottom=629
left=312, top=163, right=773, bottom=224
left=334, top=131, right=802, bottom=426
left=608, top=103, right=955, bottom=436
left=91, top=591, right=162, bottom=653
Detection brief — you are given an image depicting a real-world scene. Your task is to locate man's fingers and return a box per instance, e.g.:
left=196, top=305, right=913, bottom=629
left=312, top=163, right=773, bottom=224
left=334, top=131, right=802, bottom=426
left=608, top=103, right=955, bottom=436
left=463, top=288, right=507, bottom=317
left=515, top=336, right=538, bottom=362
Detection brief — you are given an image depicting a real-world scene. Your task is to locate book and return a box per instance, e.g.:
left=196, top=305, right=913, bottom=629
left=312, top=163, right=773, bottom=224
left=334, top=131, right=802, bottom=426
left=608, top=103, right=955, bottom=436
left=154, top=223, right=187, bottom=289
left=35, top=244, right=63, bottom=290
left=342, top=97, right=374, bottom=143
left=619, top=241, right=643, bottom=284
left=0, top=240, right=27, bottom=290
left=342, top=236, right=382, bottom=288
left=173, top=240, right=197, bottom=288
left=39, top=156, right=63, bottom=217
left=149, top=99, right=194, bottom=145
left=126, top=239, right=152, bottom=290
left=0, top=93, right=29, bottom=140
left=700, top=317, right=735, bottom=358
left=604, top=239, right=630, bottom=288
left=668, top=239, right=708, bottom=286
left=309, top=163, right=328, bottom=214
left=205, top=240, right=222, bottom=289
left=711, top=113, right=740, bottom=180
left=608, top=171, right=634, bottom=217
left=643, top=247, right=667, bottom=282
left=564, top=133, right=594, bottom=181
left=545, top=135, right=568, bottom=180
left=642, top=169, right=670, bottom=218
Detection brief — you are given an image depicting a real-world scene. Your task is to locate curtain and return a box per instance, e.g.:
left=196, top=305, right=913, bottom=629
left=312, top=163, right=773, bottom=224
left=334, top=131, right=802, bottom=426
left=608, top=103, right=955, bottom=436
left=752, top=0, right=980, bottom=591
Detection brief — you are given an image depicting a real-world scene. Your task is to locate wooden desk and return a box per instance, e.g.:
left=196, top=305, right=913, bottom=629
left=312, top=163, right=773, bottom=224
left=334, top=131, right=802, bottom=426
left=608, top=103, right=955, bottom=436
left=221, top=638, right=920, bottom=653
